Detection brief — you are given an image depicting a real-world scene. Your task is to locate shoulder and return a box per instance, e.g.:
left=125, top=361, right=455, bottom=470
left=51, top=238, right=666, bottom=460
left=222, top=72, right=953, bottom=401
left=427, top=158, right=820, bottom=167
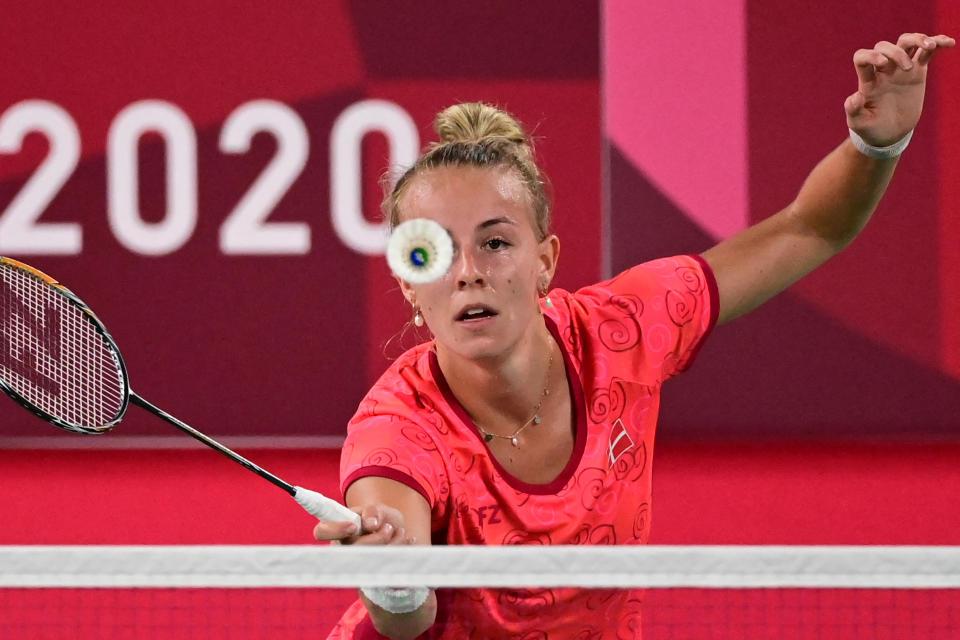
left=577, top=255, right=714, bottom=307
left=546, top=255, right=716, bottom=329
left=341, top=343, right=455, bottom=510
left=345, top=341, right=467, bottom=465
left=352, top=341, right=442, bottom=424
left=544, top=255, right=719, bottom=380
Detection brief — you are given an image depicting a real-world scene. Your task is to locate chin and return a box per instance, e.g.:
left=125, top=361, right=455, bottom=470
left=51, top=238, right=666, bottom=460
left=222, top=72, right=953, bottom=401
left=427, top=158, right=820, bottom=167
left=440, top=335, right=511, bottom=363
left=438, top=313, right=536, bottom=362
left=455, top=344, right=507, bottom=363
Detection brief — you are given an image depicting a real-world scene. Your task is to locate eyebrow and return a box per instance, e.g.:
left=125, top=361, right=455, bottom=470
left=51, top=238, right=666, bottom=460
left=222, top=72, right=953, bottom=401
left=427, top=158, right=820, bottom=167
left=476, top=217, right=517, bottom=231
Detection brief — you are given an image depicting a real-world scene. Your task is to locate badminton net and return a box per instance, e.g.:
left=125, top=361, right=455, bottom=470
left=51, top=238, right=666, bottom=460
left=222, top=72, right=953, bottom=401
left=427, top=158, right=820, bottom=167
left=2, top=545, right=958, bottom=639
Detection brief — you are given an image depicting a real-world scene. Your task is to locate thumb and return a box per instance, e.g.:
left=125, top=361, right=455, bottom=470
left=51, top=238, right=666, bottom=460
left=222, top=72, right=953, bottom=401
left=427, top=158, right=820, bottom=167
left=844, top=91, right=866, bottom=119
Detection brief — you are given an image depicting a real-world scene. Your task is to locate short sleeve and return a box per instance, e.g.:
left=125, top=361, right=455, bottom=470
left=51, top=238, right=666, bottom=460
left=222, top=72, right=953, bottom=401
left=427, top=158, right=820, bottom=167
left=340, top=413, right=449, bottom=514
left=563, top=254, right=718, bottom=383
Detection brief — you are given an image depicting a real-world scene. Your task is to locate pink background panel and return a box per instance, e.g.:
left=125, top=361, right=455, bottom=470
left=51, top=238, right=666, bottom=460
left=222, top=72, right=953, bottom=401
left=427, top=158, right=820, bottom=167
left=604, top=0, right=748, bottom=242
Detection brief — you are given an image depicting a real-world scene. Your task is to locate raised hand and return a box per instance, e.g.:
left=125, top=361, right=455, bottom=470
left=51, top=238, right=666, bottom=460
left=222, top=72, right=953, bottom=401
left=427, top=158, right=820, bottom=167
left=845, top=33, right=955, bottom=146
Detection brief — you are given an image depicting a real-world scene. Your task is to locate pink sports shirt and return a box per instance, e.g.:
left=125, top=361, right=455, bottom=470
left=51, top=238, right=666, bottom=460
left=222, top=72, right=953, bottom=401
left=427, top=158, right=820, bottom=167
left=329, top=254, right=718, bottom=639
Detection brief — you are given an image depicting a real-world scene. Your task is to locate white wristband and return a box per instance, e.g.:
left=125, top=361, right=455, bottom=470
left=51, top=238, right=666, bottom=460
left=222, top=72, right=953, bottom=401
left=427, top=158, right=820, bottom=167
left=360, top=586, right=431, bottom=614
left=848, top=128, right=913, bottom=159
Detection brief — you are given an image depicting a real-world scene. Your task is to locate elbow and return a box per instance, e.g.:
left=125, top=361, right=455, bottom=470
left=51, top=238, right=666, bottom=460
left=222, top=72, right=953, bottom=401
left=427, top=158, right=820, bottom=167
left=823, top=227, right=860, bottom=255
left=787, top=201, right=867, bottom=255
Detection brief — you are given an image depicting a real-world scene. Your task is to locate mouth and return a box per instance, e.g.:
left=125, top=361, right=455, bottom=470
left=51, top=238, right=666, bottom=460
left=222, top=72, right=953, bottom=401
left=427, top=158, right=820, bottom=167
left=455, top=304, right=500, bottom=323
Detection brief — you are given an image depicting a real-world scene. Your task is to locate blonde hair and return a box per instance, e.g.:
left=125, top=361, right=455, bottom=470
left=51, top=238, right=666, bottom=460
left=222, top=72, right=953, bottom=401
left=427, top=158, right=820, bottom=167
left=383, top=103, right=551, bottom=240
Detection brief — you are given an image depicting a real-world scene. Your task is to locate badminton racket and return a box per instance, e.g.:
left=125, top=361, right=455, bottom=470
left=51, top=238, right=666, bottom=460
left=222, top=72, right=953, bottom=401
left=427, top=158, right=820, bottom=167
left=0, top=256, right=360, bottom=528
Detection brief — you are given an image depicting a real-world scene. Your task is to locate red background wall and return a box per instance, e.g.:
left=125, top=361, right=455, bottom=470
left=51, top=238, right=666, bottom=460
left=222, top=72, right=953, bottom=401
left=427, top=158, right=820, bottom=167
left=2, top=5, right=958, bottom=638
left=0, top=1, right=602, bottom=442
left=1, top=0, right=958, bottom=550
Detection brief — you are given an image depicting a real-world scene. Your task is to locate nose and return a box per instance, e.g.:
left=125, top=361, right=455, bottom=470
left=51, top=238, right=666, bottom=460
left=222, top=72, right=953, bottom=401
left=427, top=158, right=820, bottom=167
left=452, top=246, right=485, bottom=289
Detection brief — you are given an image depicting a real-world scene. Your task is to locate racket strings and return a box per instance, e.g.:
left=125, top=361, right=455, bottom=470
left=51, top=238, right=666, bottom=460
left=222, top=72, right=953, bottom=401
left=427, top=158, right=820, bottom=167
left=1, top=265, right=125, bottom=430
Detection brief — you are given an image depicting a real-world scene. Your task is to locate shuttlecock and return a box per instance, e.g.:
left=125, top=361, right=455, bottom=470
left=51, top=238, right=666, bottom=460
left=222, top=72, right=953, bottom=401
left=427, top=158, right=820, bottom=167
left=386, top=218, right=454, bottom=284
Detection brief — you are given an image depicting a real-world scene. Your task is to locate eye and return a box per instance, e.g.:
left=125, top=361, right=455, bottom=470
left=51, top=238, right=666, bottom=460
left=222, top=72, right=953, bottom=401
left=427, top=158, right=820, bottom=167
left=484, top=237, right=510, bottom=251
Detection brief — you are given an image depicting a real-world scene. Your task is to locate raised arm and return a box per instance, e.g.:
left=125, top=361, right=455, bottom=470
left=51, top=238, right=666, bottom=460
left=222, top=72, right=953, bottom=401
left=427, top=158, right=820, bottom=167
left=702, top=32, right=955, bottom=326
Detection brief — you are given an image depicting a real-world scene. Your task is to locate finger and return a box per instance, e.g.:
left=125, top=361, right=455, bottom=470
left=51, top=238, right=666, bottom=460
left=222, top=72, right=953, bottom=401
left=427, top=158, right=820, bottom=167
left=873, top=40, right=914, bottom=71
left=357, top=521, right=396, bottom=545
left=386, top=526, right=409, bottom=545
left=378, top=518, right=413, bottom=545
left=900, top=33, right=957, bottom=49
left=896, top=33, right=930, bottom=58
left=916, top=35, right=957, bottom=65
left=359, top=505, right=385, bottom=533
left=313, top=518, right=360, bottom=542
left=852, top=49, right=886, bottom=84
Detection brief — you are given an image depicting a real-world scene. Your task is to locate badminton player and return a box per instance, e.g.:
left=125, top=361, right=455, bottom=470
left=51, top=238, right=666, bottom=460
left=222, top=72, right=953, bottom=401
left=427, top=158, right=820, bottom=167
left=314, top=32, right=954, bottom=639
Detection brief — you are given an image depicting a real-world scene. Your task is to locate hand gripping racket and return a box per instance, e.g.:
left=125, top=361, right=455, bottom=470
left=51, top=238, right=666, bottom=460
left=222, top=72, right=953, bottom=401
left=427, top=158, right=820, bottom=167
left=0, top=256, right=360, bottom=528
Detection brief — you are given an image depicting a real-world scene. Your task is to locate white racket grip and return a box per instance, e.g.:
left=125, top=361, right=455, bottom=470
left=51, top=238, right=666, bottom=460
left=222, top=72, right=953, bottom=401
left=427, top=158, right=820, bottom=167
left=293, top=486, right=362, bottom=527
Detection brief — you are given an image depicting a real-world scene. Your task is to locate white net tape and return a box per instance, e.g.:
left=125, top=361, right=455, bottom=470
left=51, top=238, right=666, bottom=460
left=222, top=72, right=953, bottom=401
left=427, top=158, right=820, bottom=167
left=2, top=545, right=959, bottom=588
left=1, top=265, right=125, bottom=429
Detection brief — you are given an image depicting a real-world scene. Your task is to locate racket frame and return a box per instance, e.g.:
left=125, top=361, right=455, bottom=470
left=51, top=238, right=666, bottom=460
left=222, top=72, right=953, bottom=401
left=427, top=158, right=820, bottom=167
left=0, top=256, right=130, bottom=434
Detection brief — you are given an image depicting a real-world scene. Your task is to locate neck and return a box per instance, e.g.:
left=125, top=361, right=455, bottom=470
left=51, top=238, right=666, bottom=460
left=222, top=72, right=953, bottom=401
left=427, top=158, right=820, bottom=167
left=436, top=319, right=555, bottom=423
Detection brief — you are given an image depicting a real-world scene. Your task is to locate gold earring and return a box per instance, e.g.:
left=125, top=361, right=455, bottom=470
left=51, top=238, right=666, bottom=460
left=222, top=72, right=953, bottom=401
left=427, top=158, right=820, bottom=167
left=413, top=308, right=424, bottom=327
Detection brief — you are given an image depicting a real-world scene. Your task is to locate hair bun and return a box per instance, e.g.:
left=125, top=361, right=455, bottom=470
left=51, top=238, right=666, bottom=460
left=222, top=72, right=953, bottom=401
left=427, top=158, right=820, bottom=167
left=433, top=102, right=528, bottom=147
left=384, top=101, right=550, bottom=240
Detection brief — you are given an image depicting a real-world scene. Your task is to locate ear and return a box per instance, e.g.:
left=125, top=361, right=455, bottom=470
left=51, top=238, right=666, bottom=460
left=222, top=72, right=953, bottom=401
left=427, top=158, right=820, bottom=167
left=537, top=234, right=560, bottom=288
left=396, top=275, right=416, bottom=306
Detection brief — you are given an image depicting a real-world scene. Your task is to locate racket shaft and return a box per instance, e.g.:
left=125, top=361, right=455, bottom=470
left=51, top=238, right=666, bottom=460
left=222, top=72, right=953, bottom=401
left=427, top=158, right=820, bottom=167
left=129, top=393, right=295, bottom=495
left=127, top=393, right=359, bottom=525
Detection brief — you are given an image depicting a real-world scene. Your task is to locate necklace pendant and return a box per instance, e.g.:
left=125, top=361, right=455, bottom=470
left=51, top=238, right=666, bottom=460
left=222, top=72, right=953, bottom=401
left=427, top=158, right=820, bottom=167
left=484, top=433, right=494, bottom=443
left=533, top=415, right=542, bottom=425
left=511, top=436, right=519, bottom=447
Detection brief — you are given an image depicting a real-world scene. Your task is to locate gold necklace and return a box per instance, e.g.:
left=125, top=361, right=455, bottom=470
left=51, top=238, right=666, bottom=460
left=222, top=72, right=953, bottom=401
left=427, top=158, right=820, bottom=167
left=475, top=348, right=554, bottom=448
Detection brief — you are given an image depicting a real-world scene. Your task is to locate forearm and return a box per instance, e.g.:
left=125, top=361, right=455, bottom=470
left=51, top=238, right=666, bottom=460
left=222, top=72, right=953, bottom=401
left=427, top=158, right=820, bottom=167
left=788, top=136, right=900, bottom=250
left=339, top=478, right=438, bottom=638
left=361, top=589, right=437, bottom=640
left=703, top=134, right=905, bottom=325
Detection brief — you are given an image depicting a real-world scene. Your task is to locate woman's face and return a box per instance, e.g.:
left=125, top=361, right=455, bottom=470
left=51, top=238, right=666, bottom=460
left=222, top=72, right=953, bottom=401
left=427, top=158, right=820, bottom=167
left=397, top=165, right=559, bottom=362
